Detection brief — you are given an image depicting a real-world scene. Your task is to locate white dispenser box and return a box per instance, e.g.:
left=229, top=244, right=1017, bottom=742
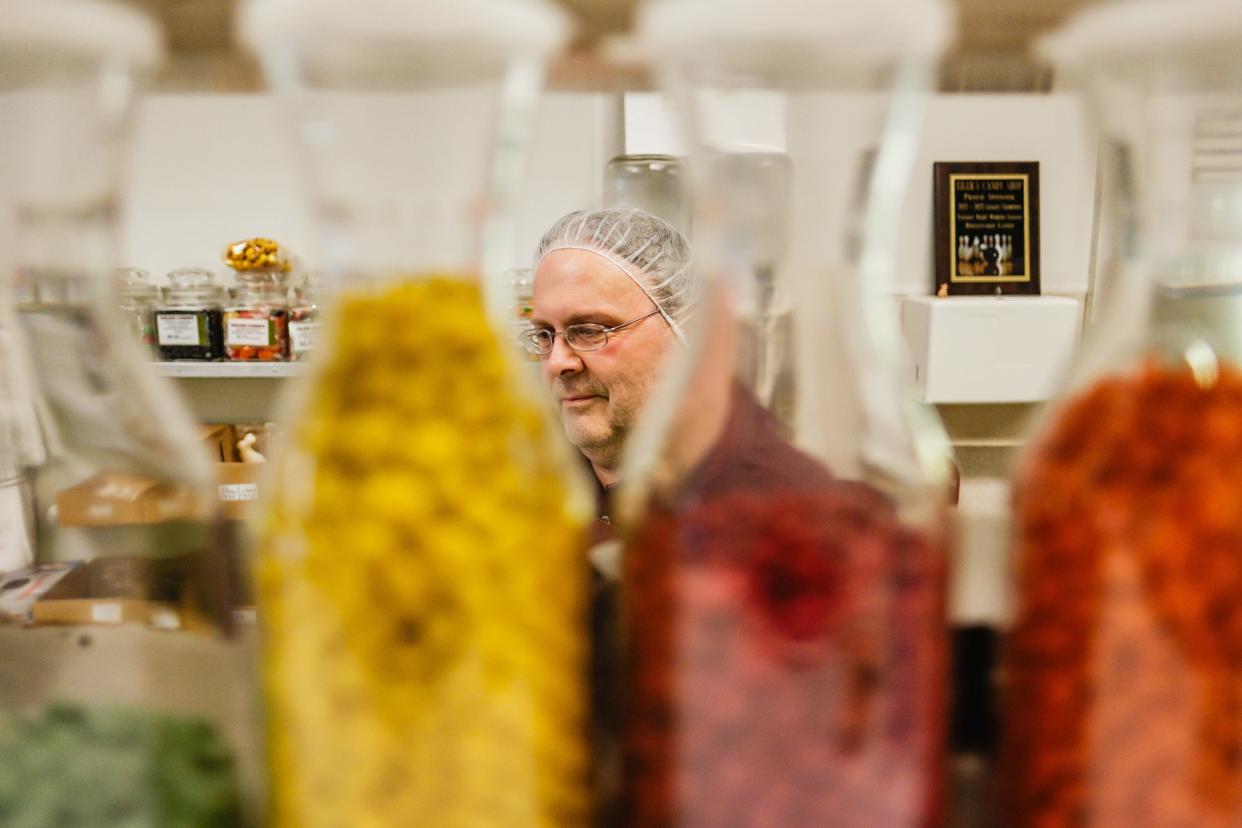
left=900, top=295, right=1081, bottom=403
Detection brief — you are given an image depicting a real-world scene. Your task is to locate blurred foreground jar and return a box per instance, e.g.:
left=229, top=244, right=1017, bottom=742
left=623, top=1, right=956, bottom=825
left=241, top=0, right=593, bottom=824
left=0, top=3, right=256, bottom=825
left=1003, top=4, right=1242, bottom=826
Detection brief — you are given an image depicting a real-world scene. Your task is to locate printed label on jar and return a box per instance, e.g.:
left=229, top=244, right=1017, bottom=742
left=289, top=320, right=320, bottom=354
left=227, top=317, right=273, bottom=347
left=156, top=314, right=203, bottom=346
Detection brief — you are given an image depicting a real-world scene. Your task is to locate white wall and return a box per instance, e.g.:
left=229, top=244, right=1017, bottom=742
left=621, top=91, right=1096, bottom=298
left=122, top=95, right=311, bottom=283
left=905, top=94, right=1096, bottom=298
left=120, top=92, right=1092, bottom=298
left=120, top=92, right=623, bottom=283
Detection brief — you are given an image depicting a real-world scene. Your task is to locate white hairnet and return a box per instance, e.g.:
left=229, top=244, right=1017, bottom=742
left=533, top=208, right=696, bottom=343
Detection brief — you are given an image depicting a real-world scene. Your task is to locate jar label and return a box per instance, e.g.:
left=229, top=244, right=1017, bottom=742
left=156, top=314, right=203, bottom=346
left=227, top=317, right=273, bottom=347
left=289, top=320, right=320, bottom=354
left=218, top=482, right=259, bottom=502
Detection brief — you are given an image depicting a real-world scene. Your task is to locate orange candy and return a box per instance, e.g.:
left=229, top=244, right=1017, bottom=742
left=1005, top=359, right=1242, bottom=827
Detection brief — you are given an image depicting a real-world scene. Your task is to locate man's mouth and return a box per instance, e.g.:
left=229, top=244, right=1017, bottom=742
left=561, top=394, right=603, bottom=408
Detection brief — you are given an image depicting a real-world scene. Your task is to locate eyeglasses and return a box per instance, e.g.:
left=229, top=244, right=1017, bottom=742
left=520, top=308, right=662, bottom=356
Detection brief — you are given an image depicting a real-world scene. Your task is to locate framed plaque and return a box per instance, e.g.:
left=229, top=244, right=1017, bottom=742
left=933, top=161, right=1040, bottom=296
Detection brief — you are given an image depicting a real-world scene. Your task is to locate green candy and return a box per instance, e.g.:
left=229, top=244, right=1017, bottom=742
left=0, top=702, right=245, bottom=827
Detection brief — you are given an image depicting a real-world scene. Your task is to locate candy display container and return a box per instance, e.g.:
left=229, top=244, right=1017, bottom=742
left=114, top=267, right=160, bottom=349
left=1002, top=4, right=1242, bottom=827
left=224, top=271, right=289, bottom=361
left=288, top=272, right=322, bottom=362
left=155, top=268, right=225, bottom=361
left=240, top=0, right=590, bottom=824
left=0, top=2, right=257, bottom=824
left=624, top=1, right=956, bottom=825
left=603, top=154, right=691, bottom=235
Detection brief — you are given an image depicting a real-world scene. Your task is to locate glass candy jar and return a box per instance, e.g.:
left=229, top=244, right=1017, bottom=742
left=155, top=268, right=225, bottom=361
left=114, top=267, right=159, bottom=349
left=604, top=154, right=691, bottom=236
left=224, top=270, right=289, bottom=361
left=241, top=0, right=592, bottom=825
left=0, top=3, right=258, bottom=824
left=288, top=272, right=322, bottom=362
left=1003, top=4, right=1242, bottom=827
left=622, top=1, right=956, bottom=825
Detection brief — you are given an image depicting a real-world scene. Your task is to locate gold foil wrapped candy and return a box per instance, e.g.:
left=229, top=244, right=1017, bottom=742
left=224, top=237, right=292, bottom=273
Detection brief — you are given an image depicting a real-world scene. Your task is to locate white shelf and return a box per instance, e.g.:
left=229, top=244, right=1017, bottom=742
left=151, top=362, right=309, bottom=378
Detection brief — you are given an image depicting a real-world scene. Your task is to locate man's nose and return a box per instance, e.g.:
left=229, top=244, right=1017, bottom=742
left=542, top=334, right=584, bottom=379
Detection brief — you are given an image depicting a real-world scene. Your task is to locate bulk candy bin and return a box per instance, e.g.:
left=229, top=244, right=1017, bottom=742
left=241, top=0, right=594, bottom=824
left=0, top=2, right=257, bottom=824
left=1005, top=3, right=1242, bottom=826
left=622, top=0, right=957, bottom=824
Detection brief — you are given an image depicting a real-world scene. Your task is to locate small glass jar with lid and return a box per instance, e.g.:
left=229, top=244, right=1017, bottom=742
left=603, top=154, right=691, bottom=234
left=224, top=270, right=289, bottom=361
left=287, top=271, right=321, bottom=362
left=113, top=267, right=160, bottom=350
left=154, top=267, right=225, bottom=361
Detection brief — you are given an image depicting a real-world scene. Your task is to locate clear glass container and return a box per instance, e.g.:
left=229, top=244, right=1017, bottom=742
left=288, top=272, right=322, bottom=362
left=224, top=271, right=289, bottom=361
left=622, top=1, right=955, bottom=825
left=1003, top=4, right=1242, bottom=827
left=242, top=0, right=591, bottom=824
left=0, top=2, right=258, bottom=824
left=155, top=268, right=225, bottom=361
left=114, top=267, right=160, bottom=350
left=604, top=154, right=691, bottom=235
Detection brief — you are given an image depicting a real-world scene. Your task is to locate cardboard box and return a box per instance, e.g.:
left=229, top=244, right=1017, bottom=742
left=54, top=473, right=200, bottom=527
left=32, top=598, right=181, bottom=628
left=200, top=424, right=237, bottom=463
left=216, top=462, right=262, bottom=521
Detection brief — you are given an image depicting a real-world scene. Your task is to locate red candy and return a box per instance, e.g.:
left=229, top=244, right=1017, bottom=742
left=623, top=484, right=947, bottom=827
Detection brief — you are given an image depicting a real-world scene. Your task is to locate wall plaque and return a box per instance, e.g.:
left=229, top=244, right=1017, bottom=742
left=933, top=161, right=1040, bottom=296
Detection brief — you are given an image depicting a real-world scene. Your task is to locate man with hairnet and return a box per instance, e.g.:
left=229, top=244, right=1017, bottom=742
left=526, top=207, right=827, bottom=522
left=526, top=208, right=694, bottom=495
left=528, top=207, right=697, bottom=825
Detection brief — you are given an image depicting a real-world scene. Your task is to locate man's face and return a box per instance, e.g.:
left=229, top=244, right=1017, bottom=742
left=531, top=248, right=679, bottom=469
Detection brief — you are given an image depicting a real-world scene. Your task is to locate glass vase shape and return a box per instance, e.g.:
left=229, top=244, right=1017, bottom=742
left=0, top=3, right=259, bottom=825
left=1003, top=4, right=1242, bottom=827
left=241, top=0, right=596, bottom=824
left=620, top=1, right=958, bottom=825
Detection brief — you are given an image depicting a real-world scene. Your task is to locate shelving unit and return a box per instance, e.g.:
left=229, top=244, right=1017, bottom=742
left=153, top=363, right=304, bottom=422
left=151, top=362, right=309, bottom=379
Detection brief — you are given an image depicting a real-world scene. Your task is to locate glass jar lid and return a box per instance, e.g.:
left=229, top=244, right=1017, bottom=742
left=163, top=268, right=220, bottom=306
left=113, top=267, right=159, bottom=303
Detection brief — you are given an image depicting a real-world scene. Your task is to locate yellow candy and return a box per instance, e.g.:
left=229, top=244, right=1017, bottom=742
left=257, top=274, right=590, bottom=827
